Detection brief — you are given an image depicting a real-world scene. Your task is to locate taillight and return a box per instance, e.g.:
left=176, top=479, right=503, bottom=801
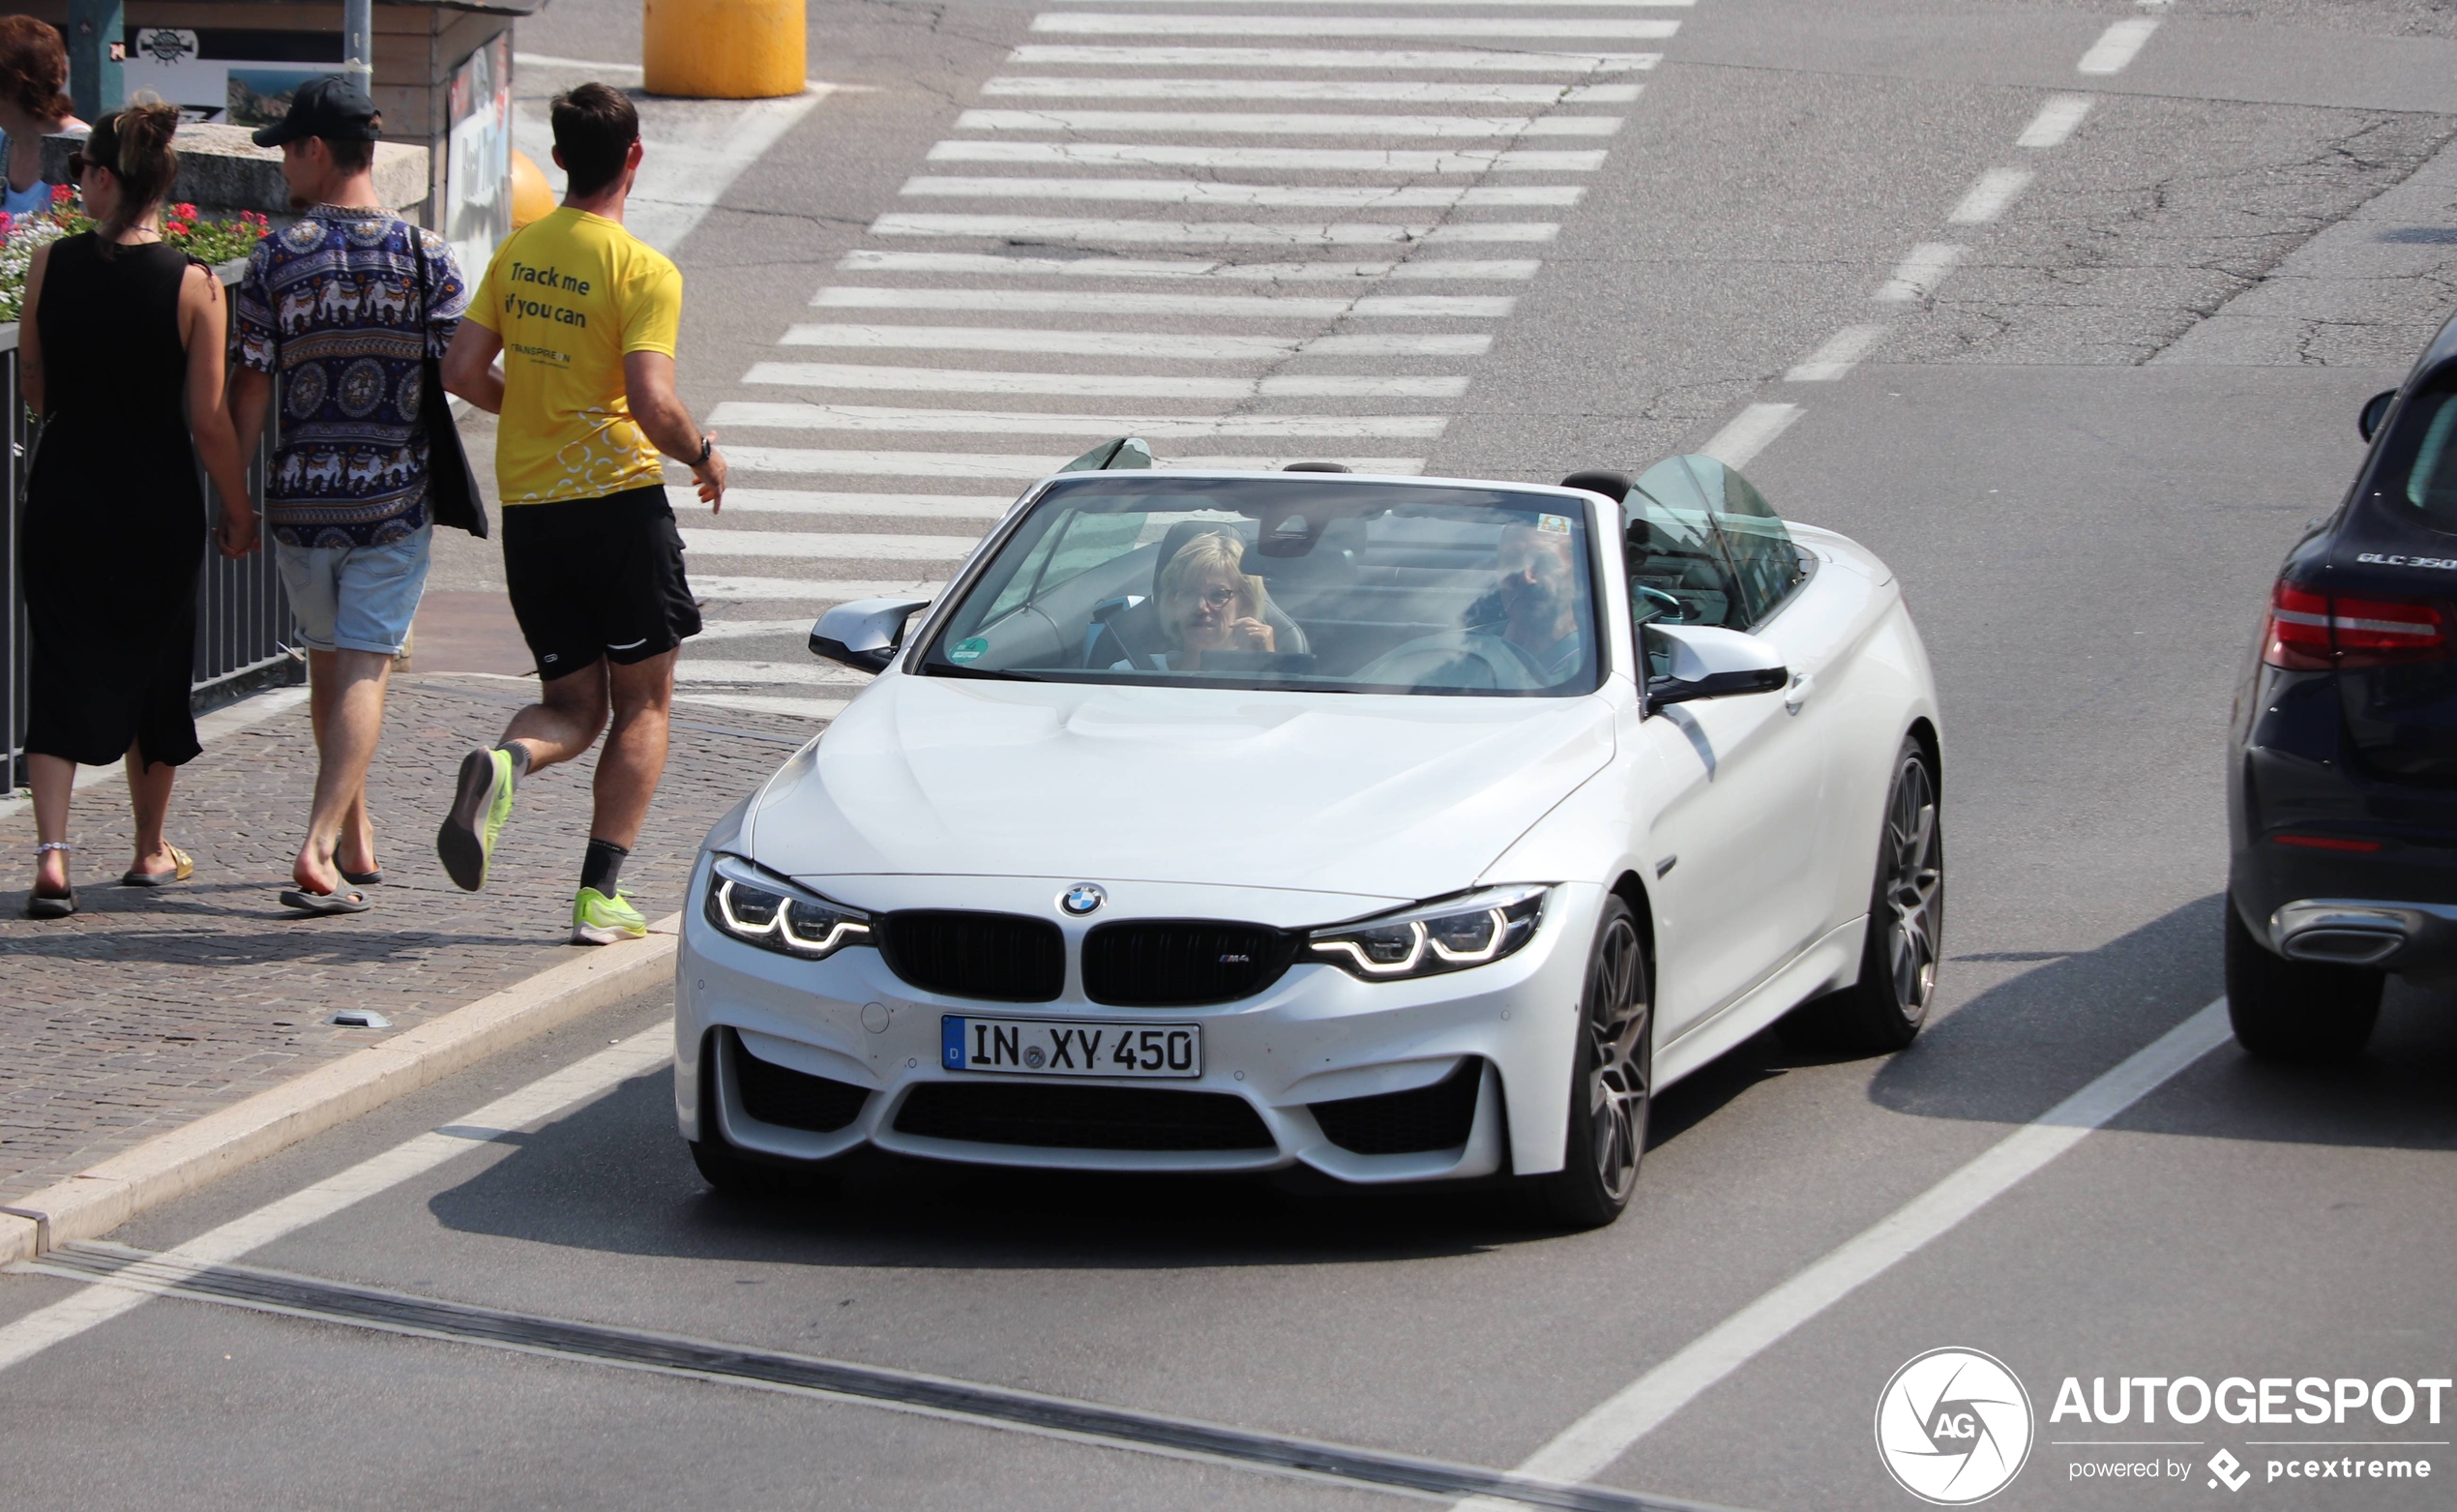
left=2262, top=580, right=2447, bottom=669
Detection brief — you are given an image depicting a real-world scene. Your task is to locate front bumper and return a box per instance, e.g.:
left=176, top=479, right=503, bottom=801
left=672, top=857, right=1603, bottom=1182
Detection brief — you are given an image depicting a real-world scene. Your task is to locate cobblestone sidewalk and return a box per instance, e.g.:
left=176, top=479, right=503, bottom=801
left=0, top=674, right=814, bottom=1203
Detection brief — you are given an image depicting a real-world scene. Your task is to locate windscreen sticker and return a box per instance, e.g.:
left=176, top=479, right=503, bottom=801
left=950, top=637, right=989, bottom=664
left=1538, top=513, right=1572, bottom=535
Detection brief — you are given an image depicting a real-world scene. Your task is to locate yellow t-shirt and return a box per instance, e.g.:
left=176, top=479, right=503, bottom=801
left=468, top=208, right=681, bottom=504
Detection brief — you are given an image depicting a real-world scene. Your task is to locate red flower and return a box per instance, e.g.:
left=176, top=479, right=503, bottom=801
left=174, top=202, right=197, bottom=220
left=165, top=221, right=192, bottom=237
left=49, top=183, right=72, bottom=204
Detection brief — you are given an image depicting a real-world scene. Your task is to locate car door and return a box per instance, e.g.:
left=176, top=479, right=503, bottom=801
left=1625, top=458, right=1833, bottom=1042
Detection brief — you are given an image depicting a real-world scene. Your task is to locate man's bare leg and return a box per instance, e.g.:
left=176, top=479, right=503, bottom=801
left=498, top=659, right=612, bottom=776
left=588, top=650, right=677, bottom=850
left=437, top=660, right=610, bottom=892
left=294, top=649, right=394, bottom=895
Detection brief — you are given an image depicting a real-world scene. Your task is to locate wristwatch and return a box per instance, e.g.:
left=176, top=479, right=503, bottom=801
left=694, top=435, right=713, bottom=466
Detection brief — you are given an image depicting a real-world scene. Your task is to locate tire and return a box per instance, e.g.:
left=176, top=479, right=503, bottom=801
left=1521, top=897, right=1651, bottom=1230
left=1781, top=738, right=1944, bottom=1054
left=2223, top=898, right=2382, bottom=1062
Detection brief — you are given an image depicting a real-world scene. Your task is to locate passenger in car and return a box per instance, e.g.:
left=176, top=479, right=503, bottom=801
left=1495, top=520, right=1584, bottom=678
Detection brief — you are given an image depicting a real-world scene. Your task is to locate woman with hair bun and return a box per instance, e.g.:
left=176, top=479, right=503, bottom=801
left=17, top=101, right=256, bottom=917
left=0, top=16, right=83, bottom=218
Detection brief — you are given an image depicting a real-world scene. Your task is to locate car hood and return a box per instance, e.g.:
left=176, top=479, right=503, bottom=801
left=743, top=673, right=1616, bottom=902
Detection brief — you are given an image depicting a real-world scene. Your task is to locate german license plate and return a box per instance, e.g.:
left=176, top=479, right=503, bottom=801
left=941, top=1017, right=1201, bottom=1079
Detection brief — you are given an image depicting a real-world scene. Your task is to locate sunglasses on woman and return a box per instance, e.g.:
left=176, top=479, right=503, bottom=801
left=64, top=151, right=91, bottom=178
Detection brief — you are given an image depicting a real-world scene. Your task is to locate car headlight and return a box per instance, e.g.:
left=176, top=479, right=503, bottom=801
left=704, top=854, right=873, bottom=960
left=1308, top=885, right=1549, bottom=980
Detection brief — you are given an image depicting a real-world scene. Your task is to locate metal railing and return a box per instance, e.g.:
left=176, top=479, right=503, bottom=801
left=1, top=260, right=300, bottom=791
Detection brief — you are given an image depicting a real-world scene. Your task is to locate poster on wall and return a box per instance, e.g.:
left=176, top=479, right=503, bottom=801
left=125, top=28, right=342, bottom=125
left=446, top=36, right=514, bottom=276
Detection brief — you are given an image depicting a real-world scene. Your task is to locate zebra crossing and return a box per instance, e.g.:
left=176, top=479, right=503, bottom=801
left=671, top=0, right=1684, bottom=723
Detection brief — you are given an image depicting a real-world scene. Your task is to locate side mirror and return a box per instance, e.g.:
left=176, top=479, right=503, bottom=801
left=1644, top=624, right=1788, bottom=711
left=811, top=598, right=930, bottom=673
left=2360, top=390, right=2398, bottom=443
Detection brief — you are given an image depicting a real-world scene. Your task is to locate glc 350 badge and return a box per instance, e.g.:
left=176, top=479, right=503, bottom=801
left=1060, top=883, right=1106, bottom=916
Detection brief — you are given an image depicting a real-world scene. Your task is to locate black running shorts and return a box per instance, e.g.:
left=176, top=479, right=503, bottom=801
left=502, top=485, right=702, bottom=680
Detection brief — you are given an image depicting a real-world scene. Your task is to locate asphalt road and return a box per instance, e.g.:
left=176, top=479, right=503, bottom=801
left=8, top=3, right=2457, bottom=1508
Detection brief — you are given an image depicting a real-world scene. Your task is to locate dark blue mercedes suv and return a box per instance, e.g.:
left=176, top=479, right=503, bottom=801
left=2229, top=311, right=2457, bottom=1059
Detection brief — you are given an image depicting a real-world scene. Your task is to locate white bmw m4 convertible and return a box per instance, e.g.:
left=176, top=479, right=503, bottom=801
left=675, top=453, right=1941, bottom=1227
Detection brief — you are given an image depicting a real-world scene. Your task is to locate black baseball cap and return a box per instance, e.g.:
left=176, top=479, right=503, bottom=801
left=251, top=74, right=382, bottom=147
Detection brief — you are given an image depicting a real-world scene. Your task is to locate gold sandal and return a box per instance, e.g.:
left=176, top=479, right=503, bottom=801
left=121, top=844, right=194, bottom=888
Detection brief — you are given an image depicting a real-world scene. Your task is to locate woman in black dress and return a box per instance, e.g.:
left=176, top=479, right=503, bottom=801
left=19, top=102, right=255, bottom=917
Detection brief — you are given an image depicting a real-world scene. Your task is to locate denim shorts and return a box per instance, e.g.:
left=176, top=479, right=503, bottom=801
left=276, top=525, right=433, bottom=656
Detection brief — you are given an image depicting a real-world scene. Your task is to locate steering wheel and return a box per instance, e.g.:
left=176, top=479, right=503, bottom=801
left=1632, top=584, right=1687, bottom=626
left=1356, top=631, right=1553, bottom=691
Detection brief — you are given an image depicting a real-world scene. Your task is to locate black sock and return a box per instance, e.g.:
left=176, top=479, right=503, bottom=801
left=497, top=740, right=532, bottom=781
left=580, top=838, right=629, bottom=896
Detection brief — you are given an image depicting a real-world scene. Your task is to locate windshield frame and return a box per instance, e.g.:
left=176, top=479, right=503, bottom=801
left=902, top=471, right=1616, bottom=698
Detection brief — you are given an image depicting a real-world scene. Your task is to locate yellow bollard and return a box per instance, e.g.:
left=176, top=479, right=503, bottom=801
left=642, top=0, right=806, bottom=99
left=508, top=150, right=555, bottom=228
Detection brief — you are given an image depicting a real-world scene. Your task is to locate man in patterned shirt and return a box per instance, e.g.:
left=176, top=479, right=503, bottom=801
left=231, top=76, right=469, bottom=915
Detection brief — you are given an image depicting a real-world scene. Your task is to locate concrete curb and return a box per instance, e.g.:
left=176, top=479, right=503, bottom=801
left=0, top=916, right=681, bottom=1267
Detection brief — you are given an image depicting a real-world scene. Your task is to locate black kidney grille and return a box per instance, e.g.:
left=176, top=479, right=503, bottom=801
left=1310, top=1059, right=1483, bottom=1155
left=1081, top=920, right=1297, bottom=1006
left=732, top=1034, right=871, bottom=1134
left=880, top=910, right=1065, bottom=1002
left=894, top=1082, right=1274, bottom=1151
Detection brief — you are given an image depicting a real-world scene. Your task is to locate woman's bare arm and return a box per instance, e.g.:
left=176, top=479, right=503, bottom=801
left=181, top=265, right=258, bottom=558
left=19, top=240, right=49, bottom=415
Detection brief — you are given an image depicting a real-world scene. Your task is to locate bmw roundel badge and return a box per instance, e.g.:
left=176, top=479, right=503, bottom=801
left=1060, top=883, right=1106, bottom=916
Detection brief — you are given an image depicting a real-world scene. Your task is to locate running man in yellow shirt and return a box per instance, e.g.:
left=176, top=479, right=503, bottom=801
left=436, top=82, right=727, bottom=944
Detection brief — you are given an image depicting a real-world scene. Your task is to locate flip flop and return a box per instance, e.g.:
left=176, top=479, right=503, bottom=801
left=25, top=888, right=75, bottom=919
left=340, top=868, right=383, bottom=886
left=121, top=845, right=195, bottom=888
left=280, top=888, right=371, bottom=915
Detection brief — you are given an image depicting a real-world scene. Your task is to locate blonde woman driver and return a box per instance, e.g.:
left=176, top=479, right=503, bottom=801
left=1088, top=530, right=1277, bottom=672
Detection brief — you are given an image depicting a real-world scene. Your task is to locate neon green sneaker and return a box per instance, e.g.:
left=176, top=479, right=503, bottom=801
left=572, top=887, right=648, bottom=946
left=437, top=746, right=516, bottom=892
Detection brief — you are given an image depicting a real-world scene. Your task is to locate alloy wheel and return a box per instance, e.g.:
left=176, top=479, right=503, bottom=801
left=1881, top=757, right=1943, bottom=1018
left=1584, top=915, right=1651, bottom=1202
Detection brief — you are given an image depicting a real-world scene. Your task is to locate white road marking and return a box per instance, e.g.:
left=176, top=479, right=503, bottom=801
left=695, top=576, right=945, bottom=602
left=725, top=448, right=1426, bottom=478
left=780, top=324, right=1494, bottom=358
left=701, top=488, right=1014, bottom=519
left=682, top=528, right=982, bottom=560
left=707, top=403, right=1452, bottom=440
left=809, top=286, right=1514, bottom=317
left=1047, top=0, right=1692, bottom=7
left=1005, top=46, right=1658, bottom=72
left=672, top=659, right=873, bottom=686
left=900, top=176, right=1588, bottom=208
left=514, top=52, right=643, bottom=76
left=746, top=362, right=1470, bottom=400
left=1872, top=242, right=1968, bottom=303
left=2018, top=94, right=2093, bottom=148
left=0, top=1028, right=673, bottom=1377
left=1783, top=324, right=1886, bottom=382
left=926, top=140, right=1608, bottom=171
left=675, top=694, right=852, bottom=719
left=2077, top=16, right=2159, bottom=74
left=840, top=250, right=1543, bottom=281
left=1699, top=402, right=1801, bottom=469
left=1458, top=1002, right=2233, bottom=1502
left=872, top=214, right=1560, bottom=243
left=954, top=108, right=1622, bottom=136
left=1947, top=167, right=2033, bottom=224
left=979, top=78, right=1642, bottom=104
left=1029, top=17, right=1682, bottom=40
left=686, top=618, right=833, bottom=642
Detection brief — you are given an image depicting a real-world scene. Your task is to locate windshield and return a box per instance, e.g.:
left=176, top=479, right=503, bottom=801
left=918, top=474, right=1604, bottom=697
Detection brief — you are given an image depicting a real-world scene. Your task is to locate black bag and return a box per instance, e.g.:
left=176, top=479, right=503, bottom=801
left=412, top=227, right=488, bottom=539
